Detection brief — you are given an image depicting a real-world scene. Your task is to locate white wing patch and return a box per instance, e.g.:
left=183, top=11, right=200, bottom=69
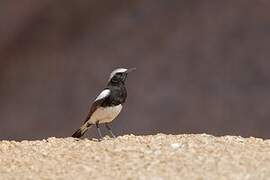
left=95, top=89, right=110, bottom=101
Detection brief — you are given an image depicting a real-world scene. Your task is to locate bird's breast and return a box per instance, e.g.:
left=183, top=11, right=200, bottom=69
left=90, top=104, right=123, bottom=123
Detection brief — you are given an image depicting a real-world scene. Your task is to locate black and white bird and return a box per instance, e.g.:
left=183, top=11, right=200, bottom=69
left=72, top=67, right=135, bottom=139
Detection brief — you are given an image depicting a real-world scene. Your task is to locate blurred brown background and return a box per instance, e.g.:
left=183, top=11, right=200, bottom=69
left=1, top=1, right=270, bottom=140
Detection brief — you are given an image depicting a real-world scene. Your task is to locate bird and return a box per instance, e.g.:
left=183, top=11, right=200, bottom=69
left=72, top=67, right=136, bottom=139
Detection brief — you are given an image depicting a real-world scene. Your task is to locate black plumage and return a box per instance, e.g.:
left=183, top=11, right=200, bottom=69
left=102, top=83, right=127, bottom=107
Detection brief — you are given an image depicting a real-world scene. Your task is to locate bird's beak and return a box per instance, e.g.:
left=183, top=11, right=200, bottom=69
left=126, top=67, right=136, bottom=73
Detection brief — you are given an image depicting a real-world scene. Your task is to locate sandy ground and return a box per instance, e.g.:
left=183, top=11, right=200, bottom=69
left=0, top=134, right=270, bottom=180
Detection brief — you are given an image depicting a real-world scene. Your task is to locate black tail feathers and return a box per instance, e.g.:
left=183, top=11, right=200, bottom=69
left=72, top=128, right=85, bottom=138
left=72, top=123, right=92, bottom=138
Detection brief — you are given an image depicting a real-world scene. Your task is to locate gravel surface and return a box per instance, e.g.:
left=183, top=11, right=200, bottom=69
left=0, top=134, right=270, bottom=180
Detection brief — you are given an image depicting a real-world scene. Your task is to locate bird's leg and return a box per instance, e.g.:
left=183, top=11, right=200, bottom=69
left=105, top=123, right=116, bottom=138
left=95, top=121, right=103, bottom=139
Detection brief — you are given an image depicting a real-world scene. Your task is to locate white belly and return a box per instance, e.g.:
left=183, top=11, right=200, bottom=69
left=89, top=104, right=122, bottom=124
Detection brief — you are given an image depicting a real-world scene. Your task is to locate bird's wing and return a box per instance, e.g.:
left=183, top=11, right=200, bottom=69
left=94, top=89, right=111, bottom=102
left=83, top=89, right=111, bottom=123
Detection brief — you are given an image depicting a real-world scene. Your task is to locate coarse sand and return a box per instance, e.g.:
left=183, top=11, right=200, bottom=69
left=0, top=134, right=270, bottom=180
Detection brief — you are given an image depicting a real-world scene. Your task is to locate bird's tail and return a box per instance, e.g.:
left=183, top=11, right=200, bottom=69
left=72, top=123, right=92, bottom=138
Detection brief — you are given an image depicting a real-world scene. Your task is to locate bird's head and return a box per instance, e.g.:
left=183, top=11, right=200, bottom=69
left=108, top=67, right=136, bottom=84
